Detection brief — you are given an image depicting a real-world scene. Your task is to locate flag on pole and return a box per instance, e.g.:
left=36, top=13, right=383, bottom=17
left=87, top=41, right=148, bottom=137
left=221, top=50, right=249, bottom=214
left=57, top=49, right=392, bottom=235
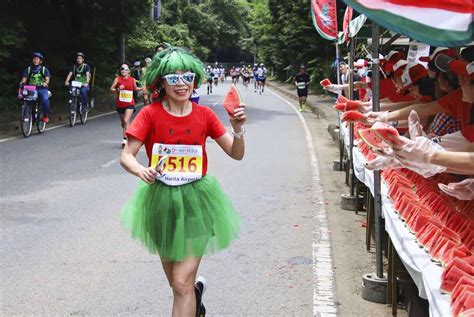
left=342, top=6, right=353, bottom=43
left=311, top=0, right=339, bottom=41
left=343, top=0, right=473, bottom=46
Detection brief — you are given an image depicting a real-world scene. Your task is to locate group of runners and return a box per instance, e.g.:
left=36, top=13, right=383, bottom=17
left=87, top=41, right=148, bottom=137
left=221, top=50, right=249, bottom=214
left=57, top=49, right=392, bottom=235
left=202, top=63, right=268, bottom=94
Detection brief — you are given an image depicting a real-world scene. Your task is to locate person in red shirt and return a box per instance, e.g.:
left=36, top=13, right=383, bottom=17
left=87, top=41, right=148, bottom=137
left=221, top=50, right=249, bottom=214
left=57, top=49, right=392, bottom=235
left=120, top=47, right=246, bottom=316
left=110, top=64, right=140, bottom=147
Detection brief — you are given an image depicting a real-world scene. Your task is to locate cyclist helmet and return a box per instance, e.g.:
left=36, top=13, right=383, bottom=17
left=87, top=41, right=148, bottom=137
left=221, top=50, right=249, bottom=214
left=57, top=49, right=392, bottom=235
left=32, top=52, right=43, bottom=60
left=76, top=52, right=85, bottom=58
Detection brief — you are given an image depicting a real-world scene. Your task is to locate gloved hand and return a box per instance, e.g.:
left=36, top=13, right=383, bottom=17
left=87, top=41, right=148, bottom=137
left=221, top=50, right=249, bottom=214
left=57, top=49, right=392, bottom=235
left=365, top=155, right=402, bottom=170
left=438, top=179, right=474, bottom=200
left=324, top=84, right=345, bottom=93
left=408, top=110, right=425, bottom=140
left=392, top=136, right=447, bottom=177
left=365, top=111, right=389, bottom=123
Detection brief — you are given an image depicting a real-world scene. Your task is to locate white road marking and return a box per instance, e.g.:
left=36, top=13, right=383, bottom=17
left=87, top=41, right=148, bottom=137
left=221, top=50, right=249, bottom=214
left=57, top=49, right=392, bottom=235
left=268, top=88, right=337, bottom=316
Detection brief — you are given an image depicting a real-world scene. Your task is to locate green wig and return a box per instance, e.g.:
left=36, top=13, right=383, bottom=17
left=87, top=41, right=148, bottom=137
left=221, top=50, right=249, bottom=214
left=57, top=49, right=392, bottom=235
left=144, top=46, right=205, bottom=94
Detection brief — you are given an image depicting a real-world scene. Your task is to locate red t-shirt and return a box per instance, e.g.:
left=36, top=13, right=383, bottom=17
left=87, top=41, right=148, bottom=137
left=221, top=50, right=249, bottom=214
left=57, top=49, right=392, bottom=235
left=114, top=76, right=136, bottom=108
left=438, top=88, right=474, bottom=141
left=368, top=78, right=398, bottom=100
left=125, top=102, right=227, bottom=176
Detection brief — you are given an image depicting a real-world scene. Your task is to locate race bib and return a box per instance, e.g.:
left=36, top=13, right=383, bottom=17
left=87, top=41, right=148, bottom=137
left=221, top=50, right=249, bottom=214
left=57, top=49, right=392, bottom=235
left=119, top=90, right=133, bottom=102
left=151, top=143, right=203, bottom=186
left=297, top=82, right=306, bottom=89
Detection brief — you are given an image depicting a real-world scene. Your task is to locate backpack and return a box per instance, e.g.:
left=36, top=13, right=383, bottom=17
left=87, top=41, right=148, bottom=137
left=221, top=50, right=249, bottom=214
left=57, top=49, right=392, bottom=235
left=27, top=66, right=46, bottom=78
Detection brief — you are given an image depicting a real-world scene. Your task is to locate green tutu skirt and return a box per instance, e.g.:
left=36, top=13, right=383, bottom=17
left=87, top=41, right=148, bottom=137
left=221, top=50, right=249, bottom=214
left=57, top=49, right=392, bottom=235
left=121, top=175, right=240, bottom=262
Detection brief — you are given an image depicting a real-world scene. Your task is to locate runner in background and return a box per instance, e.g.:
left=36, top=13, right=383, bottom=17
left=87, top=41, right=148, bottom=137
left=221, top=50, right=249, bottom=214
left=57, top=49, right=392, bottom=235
left=219, top=65, right=225, bottom=84
left=212, top=66, right=219, bottom=86
left=242, top=65, right=251, bottom=89
left=294, top=65, right=310, bottom=111
left=230, top=66, right=238, bottom=84
left=253, top=63, right=258, bottom=92
left=205, top=66, right=214, bottom=94
left=110, top=63, right=140, bottom=147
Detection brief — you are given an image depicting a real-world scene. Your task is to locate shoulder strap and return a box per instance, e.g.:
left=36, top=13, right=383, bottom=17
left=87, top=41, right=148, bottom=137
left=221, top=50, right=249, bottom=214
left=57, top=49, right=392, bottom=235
left=41, top=67, right=45, bottom=77
left=27, top=66, right=31, bottom=78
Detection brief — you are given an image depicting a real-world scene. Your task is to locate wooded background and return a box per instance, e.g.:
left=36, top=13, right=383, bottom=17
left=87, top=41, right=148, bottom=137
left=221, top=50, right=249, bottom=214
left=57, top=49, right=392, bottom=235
left=0, top=0, right=346, bottom=119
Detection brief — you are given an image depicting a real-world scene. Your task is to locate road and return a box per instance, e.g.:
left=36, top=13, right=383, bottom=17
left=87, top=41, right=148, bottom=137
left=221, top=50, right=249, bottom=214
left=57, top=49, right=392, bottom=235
left=0, top=81, right=329, bottom=315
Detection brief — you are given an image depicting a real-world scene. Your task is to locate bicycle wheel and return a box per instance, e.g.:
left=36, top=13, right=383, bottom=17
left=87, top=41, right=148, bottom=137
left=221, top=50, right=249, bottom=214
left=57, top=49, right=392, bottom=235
left=36, top=105, right=46, bottom=134
left=20, top=103, right=33, bottom=138
left=69, top=96, right=77, bottom=127
left=79, top=101, right=89, bottom=124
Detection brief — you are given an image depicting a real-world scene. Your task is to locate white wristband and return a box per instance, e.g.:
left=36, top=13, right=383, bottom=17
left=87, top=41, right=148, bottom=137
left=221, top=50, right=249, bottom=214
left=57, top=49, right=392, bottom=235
left=232, top=127, right=245, bottom=139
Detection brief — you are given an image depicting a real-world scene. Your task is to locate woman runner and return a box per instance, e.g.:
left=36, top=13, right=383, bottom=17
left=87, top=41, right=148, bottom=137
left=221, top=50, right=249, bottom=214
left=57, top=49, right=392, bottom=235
left=110, top=64, right=140, bottom=147
left=120, top=47, right=246, bottom=316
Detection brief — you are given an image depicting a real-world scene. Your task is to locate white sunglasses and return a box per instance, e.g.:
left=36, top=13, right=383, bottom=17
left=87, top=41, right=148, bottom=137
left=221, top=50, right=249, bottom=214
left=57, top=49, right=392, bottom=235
left=163, top=72, right=196, bottom=85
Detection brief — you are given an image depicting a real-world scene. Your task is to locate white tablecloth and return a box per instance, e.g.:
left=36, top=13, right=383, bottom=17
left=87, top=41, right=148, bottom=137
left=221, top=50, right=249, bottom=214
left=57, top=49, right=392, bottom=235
left=340, top=123, right=452, bottom=317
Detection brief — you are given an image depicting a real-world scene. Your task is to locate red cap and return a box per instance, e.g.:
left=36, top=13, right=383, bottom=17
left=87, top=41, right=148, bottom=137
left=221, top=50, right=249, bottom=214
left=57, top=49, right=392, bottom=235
left=401, top=64, right=429, bottom=88
left=449, top=60, right=474, bottom=80
left=419, top=47, right=458, bottom=62
left=385, top=51, right=406, bottom=64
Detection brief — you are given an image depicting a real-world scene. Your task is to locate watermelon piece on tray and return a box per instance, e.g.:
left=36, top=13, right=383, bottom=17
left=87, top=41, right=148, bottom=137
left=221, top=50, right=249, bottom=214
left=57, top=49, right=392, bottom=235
left=341, top=110, right=366, bottom=122
left=441, top=266, right=474, bottom=294
left=432, top=238, right=460, bottom=263
left=336, top=95, right=348, bottom=104
left=222, top=84, right=242, bottom=118
left=442, top=245, right=472, bottom=267
left=452, top=291, right=474, bottom=317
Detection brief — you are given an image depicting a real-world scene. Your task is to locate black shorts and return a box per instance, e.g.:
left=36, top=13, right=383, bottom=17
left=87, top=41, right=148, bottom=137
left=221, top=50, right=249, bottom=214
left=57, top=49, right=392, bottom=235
left=116, top=105, right=135, bottom=114
left=297, top=89, right=308, bottom=97
left=243, top=77, right=250, bottom=82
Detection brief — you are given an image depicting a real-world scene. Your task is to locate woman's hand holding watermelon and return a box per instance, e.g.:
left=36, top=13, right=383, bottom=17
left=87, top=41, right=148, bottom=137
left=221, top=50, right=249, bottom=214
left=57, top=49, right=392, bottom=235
left=230, top=103, right=246, bottom=132
left=365, top=111, right=389, bottom=123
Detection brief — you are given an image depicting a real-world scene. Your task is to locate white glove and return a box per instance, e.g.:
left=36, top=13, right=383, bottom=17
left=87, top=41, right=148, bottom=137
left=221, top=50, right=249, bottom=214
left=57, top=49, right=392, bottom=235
left=393, top=136, right=447, bottom=177
left=438, top=179, right=474, bottom=200
left=408, top=110, right=425, bottom=140
left=324, top=84, right=345, bottom=93
left=365, top=156, right=402, bottom=170
left=365, top=111, right=389, bottom=123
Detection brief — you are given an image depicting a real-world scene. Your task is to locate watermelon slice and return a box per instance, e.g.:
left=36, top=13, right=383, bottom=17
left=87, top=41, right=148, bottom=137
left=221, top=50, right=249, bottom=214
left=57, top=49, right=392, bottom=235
left=222, top=84, right=242, bottom=118
left=452, top=291, right=474, bottom=317
left=442, top=245, right=472, bottom=267
left=334, top=102, right=360, bottom=112
left=320, top=78, right=332, bottom=87
left=336, top=95, right=348, bottom=103
left=452, top=283, right=474, bottom=304
left=341, top=110, right=367, bottom=122
left=371, top=122, right=404, bottom=148
left=432, top=238, right=459, bottom=262
left=358, top=129, right=385, bottom=151
left=441, top=266, right=474, bottom=294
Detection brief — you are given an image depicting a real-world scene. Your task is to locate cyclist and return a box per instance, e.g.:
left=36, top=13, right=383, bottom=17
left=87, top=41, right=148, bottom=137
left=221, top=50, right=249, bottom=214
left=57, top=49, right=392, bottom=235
left=65, top=52, right=91, bottom=109
left=294, top=64, right=310, bottom=111
left=257, top=63, right=267, bottom=93
left=19, top=52, right=51, bottom=123
left=205, top=66, right=214, bottom=94
left=110, top=64, right=140, bottom=147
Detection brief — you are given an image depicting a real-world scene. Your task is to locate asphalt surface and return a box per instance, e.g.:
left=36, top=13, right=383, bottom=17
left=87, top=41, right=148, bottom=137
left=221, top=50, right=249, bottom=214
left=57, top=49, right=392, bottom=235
left=1, top=81, right=321, bottom=315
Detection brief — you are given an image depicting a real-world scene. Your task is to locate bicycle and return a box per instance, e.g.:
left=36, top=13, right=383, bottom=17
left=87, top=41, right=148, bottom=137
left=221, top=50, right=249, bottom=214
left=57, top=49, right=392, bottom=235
left=68, top=81, right=90, bottom=127
left=19, top=85, right=49, bottom=138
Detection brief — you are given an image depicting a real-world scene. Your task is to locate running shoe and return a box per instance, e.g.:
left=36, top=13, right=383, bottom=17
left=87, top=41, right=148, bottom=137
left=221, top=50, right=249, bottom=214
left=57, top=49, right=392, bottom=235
left=195, top=276, right=207, bottom=317
left=121, top=138, right=127, bottom=148
left=42, top=116, right=49, bottom=123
